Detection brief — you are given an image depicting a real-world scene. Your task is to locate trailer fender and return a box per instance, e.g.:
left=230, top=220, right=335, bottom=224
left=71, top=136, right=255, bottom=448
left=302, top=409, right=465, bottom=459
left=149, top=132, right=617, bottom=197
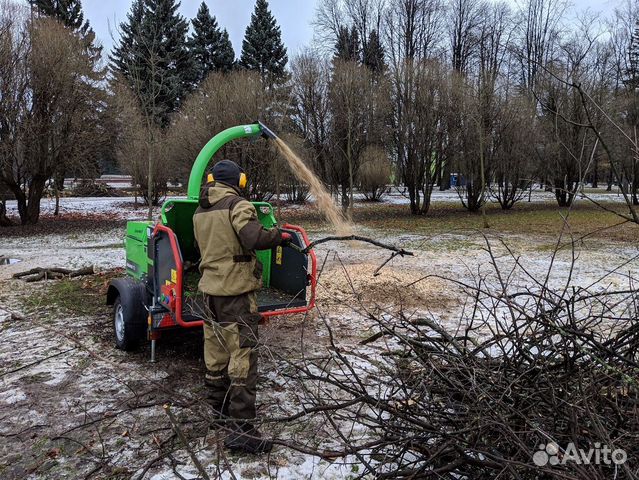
left=107, top=278, right=148, bottom=350
left=106, top=277, right=147, bottom=323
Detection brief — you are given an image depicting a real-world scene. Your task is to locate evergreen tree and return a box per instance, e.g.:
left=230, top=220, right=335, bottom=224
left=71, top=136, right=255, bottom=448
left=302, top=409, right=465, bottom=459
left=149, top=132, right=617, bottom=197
left=189, top=2, right=235, bottom=84
left=110, top=0, right=144, bottom=83
left=334, top=26, right=360, bottom=63
left=30, top=0, right=90, bottom=33
left=110, top=0, right=193, bottom=127
left=240, top=0, right=288, bottom=87
left=363, top=29, right=386, bottom=75
left=30, top=0, right=100, bottom=56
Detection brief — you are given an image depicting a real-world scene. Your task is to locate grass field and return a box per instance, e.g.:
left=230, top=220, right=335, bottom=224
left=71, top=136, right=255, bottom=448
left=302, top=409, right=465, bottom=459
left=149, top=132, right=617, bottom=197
left=1, top=195, right=638, bottom=479
left=281, top=200, right=639, bottom=243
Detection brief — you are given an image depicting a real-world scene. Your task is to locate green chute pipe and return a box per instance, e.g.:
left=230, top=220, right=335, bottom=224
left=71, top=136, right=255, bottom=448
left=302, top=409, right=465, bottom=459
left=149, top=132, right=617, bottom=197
left=186, top=123, right=263, bottom=200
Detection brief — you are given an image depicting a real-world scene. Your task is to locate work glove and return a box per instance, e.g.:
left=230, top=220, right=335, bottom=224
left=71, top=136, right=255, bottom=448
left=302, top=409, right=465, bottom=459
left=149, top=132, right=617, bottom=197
left=280, top=231, right=293, bottom=246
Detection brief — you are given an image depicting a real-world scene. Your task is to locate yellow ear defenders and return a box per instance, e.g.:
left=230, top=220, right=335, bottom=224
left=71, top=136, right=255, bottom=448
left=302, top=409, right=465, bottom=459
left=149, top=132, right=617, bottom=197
left=207, top=172, right=248, bottom=189
left=238, top=172, right=247, bottom=189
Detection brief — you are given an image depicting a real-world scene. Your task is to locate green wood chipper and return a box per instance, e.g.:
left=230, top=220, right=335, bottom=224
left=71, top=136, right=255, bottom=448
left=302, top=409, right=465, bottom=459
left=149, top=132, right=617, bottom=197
left=106, top=123, right=317, bottom=361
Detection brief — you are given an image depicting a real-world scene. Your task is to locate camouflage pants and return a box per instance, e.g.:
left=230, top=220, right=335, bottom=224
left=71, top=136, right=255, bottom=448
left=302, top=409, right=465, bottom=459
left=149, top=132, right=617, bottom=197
left=203, top=291, right=260, bottom=420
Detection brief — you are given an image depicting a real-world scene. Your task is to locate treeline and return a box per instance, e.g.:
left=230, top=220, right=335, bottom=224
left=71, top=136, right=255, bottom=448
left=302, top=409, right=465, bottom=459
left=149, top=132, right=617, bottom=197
left=1, top=0, right=639, bottom=225
left=165, top=0, right=639, bottom=216
left=0, top=0, right=289, bottom=224
left=299, top=0, right=639, bottom=214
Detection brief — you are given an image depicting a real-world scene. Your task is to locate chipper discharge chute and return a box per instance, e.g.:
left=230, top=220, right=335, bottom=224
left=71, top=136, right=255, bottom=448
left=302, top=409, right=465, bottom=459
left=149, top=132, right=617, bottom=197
left=106, top=123, right=317, bottom=360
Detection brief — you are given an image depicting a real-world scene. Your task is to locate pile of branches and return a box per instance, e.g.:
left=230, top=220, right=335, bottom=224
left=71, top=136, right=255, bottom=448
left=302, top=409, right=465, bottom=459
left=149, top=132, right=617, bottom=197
left=71, top=180, right=119, bottom=198
left=276, top=245, right=639, bottom=479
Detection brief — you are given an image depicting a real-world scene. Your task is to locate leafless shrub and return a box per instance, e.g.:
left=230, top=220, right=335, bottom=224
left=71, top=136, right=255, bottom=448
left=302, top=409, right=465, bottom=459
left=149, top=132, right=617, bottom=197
left=110, top=81, right=169, bottom=206
left=167, top=70, right=282, bottom=201
left=358, top=146, right=391, bottom=201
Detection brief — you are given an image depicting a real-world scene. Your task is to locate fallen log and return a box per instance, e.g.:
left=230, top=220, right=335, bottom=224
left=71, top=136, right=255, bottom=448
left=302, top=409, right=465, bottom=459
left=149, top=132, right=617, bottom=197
left=12, top=266, right=95, bottom=282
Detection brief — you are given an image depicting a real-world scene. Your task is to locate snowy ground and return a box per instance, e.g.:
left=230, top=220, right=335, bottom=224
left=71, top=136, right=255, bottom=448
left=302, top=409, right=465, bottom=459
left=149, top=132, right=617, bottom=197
left=4, top=195, right=174, bottom=221
left=1, top=195, right=638, bottom=479
left=4, top=185, right=632, bottom=217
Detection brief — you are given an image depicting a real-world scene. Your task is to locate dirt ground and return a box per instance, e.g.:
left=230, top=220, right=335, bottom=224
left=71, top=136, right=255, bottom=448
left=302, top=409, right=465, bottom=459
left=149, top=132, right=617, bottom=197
left=1, top=195, right=638, bottom=479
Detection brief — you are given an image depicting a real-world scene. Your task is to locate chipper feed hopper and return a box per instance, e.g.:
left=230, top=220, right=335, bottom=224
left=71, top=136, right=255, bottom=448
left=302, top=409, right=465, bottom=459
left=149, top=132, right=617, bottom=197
left=106, top=123, right=317, bottom=360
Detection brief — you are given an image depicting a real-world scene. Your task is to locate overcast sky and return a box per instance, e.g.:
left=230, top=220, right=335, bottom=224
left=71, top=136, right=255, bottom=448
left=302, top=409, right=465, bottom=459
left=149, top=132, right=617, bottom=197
left=81, top=0, right=620, bottom=57
left=83, top=0, right=317, bottom=57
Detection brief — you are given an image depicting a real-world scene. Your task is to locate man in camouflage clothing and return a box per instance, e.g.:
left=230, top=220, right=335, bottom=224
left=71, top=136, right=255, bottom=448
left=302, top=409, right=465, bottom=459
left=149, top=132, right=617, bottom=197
left=193, top=159, right=291, bottom=454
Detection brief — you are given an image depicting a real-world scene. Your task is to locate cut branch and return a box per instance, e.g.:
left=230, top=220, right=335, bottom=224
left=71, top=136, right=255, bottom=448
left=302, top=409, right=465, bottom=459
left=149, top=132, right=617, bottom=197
left=13, top=266, right=95, bottom=282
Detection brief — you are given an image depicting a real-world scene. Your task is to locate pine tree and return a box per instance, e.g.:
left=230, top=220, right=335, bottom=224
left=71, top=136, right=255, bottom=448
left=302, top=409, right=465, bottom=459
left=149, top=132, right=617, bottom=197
left=110, top=0, right=145, bottom=83
left=30, top=0, right=100, bottom=56
left=110, top=0, right=193, bottom=127
left=334, top=26, right=360, bottom=63
left=189, top=2, right=235, bottom=84
left=30, top=0, right=90, bottom=33
left=363, top=29, right=386, bottom=75
left=240, top=0, right=288, bottom=87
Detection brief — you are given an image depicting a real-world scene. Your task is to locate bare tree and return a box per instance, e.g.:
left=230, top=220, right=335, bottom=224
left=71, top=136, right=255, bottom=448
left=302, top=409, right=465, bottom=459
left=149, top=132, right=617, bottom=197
left=449, top=0, right=484, bottom=75
left=384, top=0, right=446, bottom=213
left=490, top=95, right=537, bottom=209
left=385, top=0, right=444, bottom=64
left=457, top=1, right=512, bottom=217
left=0, top=1, right=28, bottom=225
left=516, top=0, right=567, bottom=94
left=314, top=0, right=386, bottom=52
left=536, top=17, right=601, bottom=207
left=0, top=5, right=107, bottom=225
left=446, top=74, right=486, bottom=211
left=289, top=51, right=332, bottom=186
left=400, top=60, right=447, bottom=214
left=111, top=56, right=166, bottom=213
left=329, top=59, right=390, bottom=215
left=608, top=0, right=639, bottom=93
left=445, top=0, right=509, bottom=215
left=110, top=81, right=168, bottom=208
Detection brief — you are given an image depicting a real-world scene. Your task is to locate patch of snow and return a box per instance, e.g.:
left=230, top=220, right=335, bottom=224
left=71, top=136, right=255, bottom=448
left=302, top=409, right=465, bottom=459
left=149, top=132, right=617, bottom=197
left=0, top=388, right=27, bottom=404
left=4, top=195, right=188, bottom=221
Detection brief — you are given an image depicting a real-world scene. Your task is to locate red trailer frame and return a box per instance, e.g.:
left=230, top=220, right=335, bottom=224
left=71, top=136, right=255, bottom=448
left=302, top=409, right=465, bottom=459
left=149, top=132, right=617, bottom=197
left=151, top=223, right=317, bottom=330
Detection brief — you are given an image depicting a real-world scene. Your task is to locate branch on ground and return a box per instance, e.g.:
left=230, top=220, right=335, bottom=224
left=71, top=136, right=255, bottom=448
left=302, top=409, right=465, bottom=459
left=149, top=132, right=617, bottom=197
left=13, top=266, right=95, bottom=282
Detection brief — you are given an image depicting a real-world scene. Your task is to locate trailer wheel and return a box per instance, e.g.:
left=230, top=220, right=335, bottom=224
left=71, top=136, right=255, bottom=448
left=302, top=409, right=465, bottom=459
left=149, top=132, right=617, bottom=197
left=113, top=295, right=144, bottom=351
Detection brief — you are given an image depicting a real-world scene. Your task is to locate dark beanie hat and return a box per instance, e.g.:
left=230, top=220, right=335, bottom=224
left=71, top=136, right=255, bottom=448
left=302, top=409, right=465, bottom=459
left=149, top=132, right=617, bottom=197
left=211, top=159, right=243, bottom=187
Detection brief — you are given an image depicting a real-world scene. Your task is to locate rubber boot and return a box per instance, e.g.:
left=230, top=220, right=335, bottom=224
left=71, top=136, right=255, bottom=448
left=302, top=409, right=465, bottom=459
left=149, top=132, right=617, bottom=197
left=224, top=421, right=273, bottom=454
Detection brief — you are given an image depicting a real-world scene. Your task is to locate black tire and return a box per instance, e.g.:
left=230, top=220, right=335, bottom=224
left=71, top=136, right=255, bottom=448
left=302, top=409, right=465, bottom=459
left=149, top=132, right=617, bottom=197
left=113, top=295, right=146, bottom=351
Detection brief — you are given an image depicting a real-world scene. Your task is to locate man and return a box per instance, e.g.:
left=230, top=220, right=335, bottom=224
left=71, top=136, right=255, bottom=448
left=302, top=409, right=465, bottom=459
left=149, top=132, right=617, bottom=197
left=193, top=159, right=291, bottom=454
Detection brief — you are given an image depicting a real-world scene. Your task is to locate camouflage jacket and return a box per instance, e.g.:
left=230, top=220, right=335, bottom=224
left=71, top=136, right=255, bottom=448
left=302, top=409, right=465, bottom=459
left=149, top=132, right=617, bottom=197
left=193, top=182, right=282, bottom=296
